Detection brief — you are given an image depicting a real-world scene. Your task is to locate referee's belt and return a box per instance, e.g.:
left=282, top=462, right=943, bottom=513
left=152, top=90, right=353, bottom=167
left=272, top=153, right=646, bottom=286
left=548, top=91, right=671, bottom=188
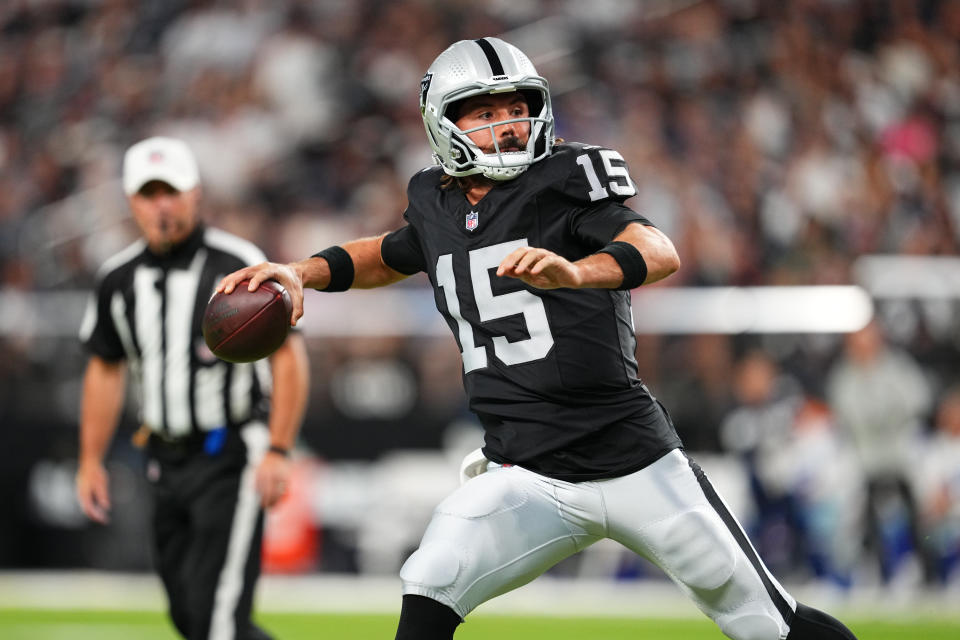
left=141, top=426, right=229, bottom=456
left=146, top=429, right=202, bottom=447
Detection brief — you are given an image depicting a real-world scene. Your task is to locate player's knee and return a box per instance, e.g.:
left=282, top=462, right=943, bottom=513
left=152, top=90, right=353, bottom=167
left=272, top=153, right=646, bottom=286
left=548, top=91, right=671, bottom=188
left=653, top=508, right=737, bottom=591
left=400, top=540, right=463, bottom=590
left=719, top=613, right=783, bottom=640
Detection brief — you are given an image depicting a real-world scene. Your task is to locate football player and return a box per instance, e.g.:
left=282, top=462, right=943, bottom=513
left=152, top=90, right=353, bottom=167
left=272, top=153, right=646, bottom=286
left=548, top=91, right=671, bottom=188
left=218, top=38, right=857, bottom=640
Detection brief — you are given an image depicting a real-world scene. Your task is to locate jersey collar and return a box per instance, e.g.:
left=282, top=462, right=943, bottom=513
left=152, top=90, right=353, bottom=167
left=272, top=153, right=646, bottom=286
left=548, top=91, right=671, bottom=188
left=143, top=223, right=205, bottom=267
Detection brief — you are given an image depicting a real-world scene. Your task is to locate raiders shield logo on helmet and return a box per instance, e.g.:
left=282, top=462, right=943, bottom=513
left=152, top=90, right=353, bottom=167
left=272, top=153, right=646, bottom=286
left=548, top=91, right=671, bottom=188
left=419, top=72, right=433, bottom=116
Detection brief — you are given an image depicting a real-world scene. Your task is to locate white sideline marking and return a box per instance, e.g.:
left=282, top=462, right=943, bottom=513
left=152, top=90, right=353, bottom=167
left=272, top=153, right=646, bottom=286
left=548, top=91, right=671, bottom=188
left=1, top=571, right=958, bottom=621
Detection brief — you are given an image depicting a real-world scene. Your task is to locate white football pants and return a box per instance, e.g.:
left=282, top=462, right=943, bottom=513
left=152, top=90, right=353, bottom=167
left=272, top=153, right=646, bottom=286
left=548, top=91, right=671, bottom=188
left=400, top=448, right=797, bottom=640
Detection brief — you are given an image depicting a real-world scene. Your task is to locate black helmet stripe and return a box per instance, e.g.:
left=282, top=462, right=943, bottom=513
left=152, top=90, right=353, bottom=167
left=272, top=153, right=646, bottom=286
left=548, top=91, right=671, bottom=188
left=474, top=38, right=505, bottom=76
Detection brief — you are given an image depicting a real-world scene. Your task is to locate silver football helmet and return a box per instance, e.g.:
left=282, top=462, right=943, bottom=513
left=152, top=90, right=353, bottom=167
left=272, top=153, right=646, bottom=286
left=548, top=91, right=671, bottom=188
left=420, top=37, right=555, bottom=180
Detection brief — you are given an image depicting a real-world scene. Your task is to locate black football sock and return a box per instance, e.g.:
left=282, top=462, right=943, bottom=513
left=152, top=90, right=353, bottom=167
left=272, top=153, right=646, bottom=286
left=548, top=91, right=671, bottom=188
left=786, top=602, right=858, bottom=639
left=395, top=594, right=462, bottom=640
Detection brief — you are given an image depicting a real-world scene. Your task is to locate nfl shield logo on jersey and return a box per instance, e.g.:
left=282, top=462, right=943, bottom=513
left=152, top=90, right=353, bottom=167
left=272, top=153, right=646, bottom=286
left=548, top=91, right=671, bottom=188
left=466, top=210, right=479, bottom=231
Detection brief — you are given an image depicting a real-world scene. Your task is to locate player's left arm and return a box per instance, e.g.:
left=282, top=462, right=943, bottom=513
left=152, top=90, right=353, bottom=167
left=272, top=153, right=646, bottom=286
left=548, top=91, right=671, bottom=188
left=256, top=331, right=310, bottom=508
left=498, top=222, right=680, bottom=290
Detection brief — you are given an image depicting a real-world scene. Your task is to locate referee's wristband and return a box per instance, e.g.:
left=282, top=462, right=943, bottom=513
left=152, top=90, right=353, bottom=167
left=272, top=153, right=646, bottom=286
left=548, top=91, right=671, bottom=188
left=268, top=445, right=290, bottom=457
left=311, top=246, right=354, bottom=292
left=597, top=241, right=648, bottom=290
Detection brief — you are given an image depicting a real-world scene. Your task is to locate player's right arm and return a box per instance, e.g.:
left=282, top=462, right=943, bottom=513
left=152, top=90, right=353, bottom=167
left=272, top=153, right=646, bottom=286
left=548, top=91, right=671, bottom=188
left=76, top=355, right=127, bottom=524
left=217, top=233, right=411, bottom=326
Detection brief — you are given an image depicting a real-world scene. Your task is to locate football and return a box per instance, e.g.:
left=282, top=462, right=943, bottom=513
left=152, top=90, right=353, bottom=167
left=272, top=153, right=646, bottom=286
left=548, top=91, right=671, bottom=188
left=202, top=280, right=292, bottom=363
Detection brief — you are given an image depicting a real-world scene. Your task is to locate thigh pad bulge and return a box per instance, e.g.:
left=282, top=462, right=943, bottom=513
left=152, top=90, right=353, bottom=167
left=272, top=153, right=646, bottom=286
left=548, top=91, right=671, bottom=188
left=643, top=507, right=738, bottom=591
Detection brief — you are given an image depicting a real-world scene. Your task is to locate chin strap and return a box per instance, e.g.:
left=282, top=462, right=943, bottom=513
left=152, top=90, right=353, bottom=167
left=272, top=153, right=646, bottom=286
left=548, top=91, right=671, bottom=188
left=478, top=165, right=529, bottom=180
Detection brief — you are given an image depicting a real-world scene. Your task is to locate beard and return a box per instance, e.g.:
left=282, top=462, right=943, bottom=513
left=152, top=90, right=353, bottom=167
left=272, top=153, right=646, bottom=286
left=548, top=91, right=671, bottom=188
left=486, top=135, right=525, bottom=154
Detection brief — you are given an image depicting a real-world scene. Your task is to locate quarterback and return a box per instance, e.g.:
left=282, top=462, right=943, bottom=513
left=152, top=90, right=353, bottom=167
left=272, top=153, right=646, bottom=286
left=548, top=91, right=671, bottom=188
left=218, top=38, right=858, bottom=640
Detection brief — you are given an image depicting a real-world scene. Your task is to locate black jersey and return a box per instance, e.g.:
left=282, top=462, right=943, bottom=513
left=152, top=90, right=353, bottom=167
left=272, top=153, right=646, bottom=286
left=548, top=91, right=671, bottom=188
left=79, top=224, right=273, bottom=439
left=382, top=142, right=682, bottom=480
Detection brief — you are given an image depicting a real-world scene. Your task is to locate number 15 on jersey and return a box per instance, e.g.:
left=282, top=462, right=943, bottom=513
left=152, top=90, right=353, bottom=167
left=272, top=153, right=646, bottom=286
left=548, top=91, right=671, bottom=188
left=436, top=239, right=555, bottom=373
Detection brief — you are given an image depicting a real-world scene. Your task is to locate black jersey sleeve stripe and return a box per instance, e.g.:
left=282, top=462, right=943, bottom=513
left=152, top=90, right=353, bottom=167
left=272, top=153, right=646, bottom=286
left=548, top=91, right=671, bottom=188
left=474, top=38, right=505, bottom=76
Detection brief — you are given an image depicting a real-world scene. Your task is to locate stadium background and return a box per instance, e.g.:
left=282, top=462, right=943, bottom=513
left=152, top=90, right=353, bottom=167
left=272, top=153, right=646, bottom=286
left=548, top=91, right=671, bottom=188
left=1, top=0, right=959, bottom=629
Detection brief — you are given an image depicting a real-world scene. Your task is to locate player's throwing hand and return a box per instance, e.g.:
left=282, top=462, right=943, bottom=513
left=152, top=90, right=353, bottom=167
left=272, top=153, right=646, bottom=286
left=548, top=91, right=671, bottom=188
left=217, top=261, right=306, bottom=327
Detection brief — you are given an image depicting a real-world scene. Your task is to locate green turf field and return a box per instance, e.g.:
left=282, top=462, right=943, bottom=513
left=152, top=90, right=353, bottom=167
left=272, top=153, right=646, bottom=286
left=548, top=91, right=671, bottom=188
left=1, top=609, right=958, bottom=639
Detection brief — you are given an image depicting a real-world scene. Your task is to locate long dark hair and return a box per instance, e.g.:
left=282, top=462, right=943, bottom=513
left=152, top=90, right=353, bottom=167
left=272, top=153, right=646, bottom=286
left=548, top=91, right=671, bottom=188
left=439, top=173, right=492, bottom=191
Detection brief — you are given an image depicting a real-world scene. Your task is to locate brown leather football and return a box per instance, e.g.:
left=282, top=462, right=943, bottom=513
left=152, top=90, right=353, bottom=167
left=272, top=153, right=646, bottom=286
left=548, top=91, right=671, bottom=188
left=202, top=280, right=292, bottom=363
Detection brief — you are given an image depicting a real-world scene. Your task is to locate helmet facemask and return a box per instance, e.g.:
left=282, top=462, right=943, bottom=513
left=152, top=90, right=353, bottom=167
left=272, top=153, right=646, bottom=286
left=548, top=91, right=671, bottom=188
left=421, top=38, right=556, bottom=181
left=439, top=86, right=554, bottom=180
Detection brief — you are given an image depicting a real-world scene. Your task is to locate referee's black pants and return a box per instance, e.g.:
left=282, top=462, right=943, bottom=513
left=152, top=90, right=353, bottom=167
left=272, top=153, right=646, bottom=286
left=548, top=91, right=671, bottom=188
left=148, top=426, right=272, bottom=640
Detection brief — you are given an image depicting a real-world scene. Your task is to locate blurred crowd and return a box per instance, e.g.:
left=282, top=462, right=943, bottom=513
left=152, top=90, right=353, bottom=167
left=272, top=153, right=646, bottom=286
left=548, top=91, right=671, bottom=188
left=1, top=0, right=959, bottom=594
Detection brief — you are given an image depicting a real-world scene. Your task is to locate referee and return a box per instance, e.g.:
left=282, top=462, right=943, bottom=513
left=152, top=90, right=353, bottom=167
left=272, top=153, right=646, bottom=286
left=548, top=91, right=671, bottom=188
left=75, top=137, right=310, bottom=640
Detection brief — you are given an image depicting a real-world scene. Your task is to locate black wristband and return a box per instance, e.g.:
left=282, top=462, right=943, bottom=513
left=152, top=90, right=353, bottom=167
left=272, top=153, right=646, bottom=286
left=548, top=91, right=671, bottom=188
left=268, top=445, right=290, bottom=457
left=597, top=241, right=648, bottom=290
left=311, top=246, right=354, bottom=292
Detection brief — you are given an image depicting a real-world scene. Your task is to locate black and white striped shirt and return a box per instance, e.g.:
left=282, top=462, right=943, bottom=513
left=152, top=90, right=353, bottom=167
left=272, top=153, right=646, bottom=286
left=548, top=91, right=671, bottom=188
left=80, top=224, right=272, bottom=439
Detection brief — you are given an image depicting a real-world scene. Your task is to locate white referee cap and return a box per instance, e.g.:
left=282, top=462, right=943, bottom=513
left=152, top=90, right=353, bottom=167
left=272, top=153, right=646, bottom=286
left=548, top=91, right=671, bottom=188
left=122, top=136, right=200, bottom=195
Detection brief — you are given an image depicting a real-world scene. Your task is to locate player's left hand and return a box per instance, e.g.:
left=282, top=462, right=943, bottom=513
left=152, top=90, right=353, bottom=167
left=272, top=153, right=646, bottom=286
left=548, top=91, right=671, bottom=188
left=255, top=450, right=292, bottom=508
left=497, top=246, right=581, bottom=289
